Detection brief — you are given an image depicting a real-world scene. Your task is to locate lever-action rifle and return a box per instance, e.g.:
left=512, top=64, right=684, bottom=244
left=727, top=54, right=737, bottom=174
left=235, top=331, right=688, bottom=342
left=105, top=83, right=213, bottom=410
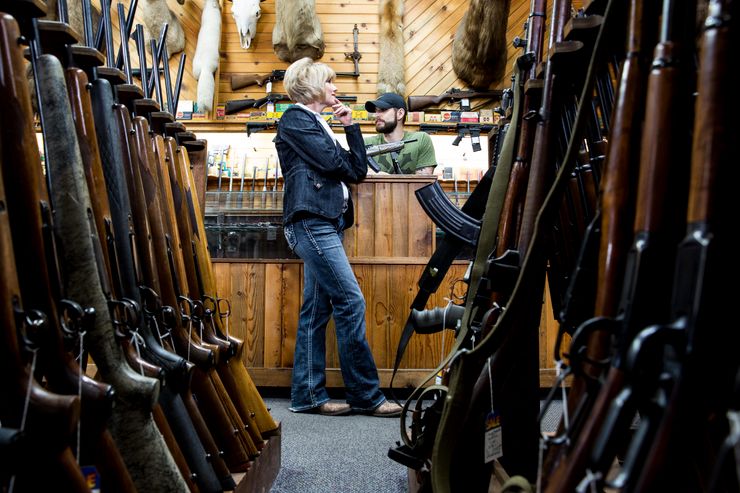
left=226, top=94, right=357, bottom=115
left=408, top=88, right=504, bottom=112
left=364, top=138, right=417, bottom=172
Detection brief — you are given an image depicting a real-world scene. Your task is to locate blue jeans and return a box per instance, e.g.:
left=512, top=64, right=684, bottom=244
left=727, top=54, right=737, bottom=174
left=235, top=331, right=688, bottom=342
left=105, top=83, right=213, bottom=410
left=283, top=215, right=385, bottom=412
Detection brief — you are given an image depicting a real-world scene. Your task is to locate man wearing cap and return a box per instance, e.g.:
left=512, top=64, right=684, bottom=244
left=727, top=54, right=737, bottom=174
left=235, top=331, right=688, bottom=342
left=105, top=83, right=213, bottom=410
left=364, top=93, right=437, bottom=175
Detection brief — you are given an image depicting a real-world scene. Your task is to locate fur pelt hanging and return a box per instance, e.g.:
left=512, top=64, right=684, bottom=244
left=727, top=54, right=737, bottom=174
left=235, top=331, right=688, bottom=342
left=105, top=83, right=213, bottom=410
left=272, top=0, right=325, bottom=62
left=377, top=0, right=405, bottom=96
left=44, top=0, right=100, bottom=42
left=451, top=0, right=511, bottom=88
left=140, top=0, right=186, bottom=56
left=192, top=0, right=222, bottom=112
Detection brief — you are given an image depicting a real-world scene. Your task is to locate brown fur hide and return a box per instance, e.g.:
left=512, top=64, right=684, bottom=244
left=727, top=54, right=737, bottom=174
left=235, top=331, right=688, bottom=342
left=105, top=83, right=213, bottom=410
left=452, top=0, right=511, bottom=89
left=377, top=0, right=405, bottom=96
left=140, top=0, right=185, bottom=56
left=272, top=0, right=325, bottom=62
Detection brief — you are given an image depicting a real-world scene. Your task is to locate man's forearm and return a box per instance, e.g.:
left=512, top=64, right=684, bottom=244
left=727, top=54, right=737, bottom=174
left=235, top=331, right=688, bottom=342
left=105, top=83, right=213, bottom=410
left=415, top=166, right=435, bottom=175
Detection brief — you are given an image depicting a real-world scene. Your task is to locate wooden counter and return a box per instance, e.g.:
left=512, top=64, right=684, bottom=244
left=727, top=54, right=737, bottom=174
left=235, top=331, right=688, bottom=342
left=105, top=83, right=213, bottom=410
left=209, top=175, right=562, bottom=389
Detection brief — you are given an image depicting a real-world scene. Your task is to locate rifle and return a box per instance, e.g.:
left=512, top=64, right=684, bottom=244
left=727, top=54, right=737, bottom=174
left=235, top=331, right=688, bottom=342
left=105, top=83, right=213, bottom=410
left=622, top=1, right=736, bottom=490
left=407, top=88, right=504, bottom=112
left=544, top=0, right=697, bottom=489
left=0, top=169, right=88, bottom=492
left=224, top=98, right=257, bottom=115
left=335, top=24, right=362, bottom=77
left=0, top=10, right=141, bottom=492
left=420, top=123, right=493, bottom=152
left=365, top=138, right=417, bottom=172
left=539, top=0, right=654, bottom=486
left=230, top=69, right=286, bottom=91
left=166, top=139, right=275, bottom=446
left=130, top=116, right=247, bottom=481
left=36, top=47, right=196, bottom=491
left=226, top=93, right=357, bottom=114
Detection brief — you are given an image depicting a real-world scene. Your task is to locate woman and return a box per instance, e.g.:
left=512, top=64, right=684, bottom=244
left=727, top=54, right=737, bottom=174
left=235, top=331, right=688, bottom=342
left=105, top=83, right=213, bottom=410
left=274, top=57, right=401, bottom=417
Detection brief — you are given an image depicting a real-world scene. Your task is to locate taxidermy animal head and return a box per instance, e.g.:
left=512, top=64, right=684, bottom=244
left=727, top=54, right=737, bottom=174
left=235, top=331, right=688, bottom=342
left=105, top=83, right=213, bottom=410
left=231, top=0, right=265, bottom=49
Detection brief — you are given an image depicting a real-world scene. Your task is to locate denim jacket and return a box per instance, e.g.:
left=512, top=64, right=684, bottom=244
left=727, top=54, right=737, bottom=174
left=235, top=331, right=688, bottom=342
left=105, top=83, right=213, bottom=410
left=274, top=105, right=368, bottom=229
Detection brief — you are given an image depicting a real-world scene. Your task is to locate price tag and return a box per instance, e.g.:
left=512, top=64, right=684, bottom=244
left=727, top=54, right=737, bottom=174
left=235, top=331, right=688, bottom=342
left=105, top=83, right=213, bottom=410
left=81, top=465, right=101, bottom=493
left=484, top=409, right=503, bottom=463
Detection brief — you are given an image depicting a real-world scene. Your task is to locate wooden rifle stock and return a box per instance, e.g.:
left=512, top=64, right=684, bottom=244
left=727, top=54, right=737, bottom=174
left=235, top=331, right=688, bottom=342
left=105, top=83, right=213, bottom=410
left=230, top=70, right=285, bottom=91
left=544, top=0, right=696, bottom=489
left=36, top=53, right=190, bottom=492
left=629, top=1, right=736, bottom=489
left=0, top=127, right=88, bottom=493
left=0, top=14, right=136, bottom=491
left=179, top=149, right=280, bottom=437
left=231, top=73, right=269, bottom=90
left=541, top=0, right=654, bottom=486
left=129, top=117, right=236, bottom=486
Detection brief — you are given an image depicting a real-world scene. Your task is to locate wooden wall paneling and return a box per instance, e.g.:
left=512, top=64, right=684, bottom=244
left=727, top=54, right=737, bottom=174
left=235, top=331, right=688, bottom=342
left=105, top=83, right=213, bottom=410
left=396, top=264, right=428, bottom=368
left=279, top=263, right=301, bottom=367
left=368, top=264, right=391, bottom=367
left=404, top=0, right=467, bottom=95
left=354, top=182, right=376, bottom=257
left=263, top=262, right=283, bottom=367
left=95, top=0, right=588, bottom=120
left=373, top=182, right=393, bottom=256
left=391, top=183, right=410, bottom=257
left=241, top=263, right=266, bottom=366
left=408, top=184, right=433, bottom=257
left=224, top=262, right=249, bottom=361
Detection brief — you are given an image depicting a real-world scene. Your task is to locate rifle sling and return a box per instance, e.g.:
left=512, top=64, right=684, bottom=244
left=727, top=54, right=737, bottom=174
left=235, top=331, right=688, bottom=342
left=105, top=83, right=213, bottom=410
left=388, top=70, right=524, bottom=397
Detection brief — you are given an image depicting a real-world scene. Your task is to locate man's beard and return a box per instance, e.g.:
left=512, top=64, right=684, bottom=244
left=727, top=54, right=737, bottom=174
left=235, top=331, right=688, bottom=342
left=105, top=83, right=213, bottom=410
left=376, top=118, right=398, bottom=134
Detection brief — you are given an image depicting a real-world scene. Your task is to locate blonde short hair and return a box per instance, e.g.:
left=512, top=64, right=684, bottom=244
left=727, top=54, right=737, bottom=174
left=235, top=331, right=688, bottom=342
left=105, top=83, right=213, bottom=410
left=283, top=57, right=335, bottom=104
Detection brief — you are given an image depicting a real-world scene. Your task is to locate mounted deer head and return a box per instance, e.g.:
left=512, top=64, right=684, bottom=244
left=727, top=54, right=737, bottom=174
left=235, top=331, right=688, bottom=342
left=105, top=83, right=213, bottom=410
left=230, top=0, right=265, bottom=49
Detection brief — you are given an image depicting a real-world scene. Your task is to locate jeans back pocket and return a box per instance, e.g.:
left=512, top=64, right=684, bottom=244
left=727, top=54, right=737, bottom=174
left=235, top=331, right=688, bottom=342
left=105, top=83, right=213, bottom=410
left=283, top=222, right=297, bottom=251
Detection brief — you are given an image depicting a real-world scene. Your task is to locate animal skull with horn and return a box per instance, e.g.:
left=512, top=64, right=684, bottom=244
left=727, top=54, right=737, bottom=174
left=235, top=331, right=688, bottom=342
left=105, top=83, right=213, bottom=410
left=231, top=0, right=265, bottom=49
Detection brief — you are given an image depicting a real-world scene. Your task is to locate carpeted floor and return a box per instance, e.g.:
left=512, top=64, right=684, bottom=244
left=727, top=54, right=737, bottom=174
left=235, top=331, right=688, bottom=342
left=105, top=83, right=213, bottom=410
left=262, top=393, right=564, bottom=492
left=264, top=396, right=408, bottom=493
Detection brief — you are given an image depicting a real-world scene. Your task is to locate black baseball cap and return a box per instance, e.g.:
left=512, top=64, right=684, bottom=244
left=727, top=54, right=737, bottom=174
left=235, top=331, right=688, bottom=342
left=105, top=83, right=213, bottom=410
left=365, top=93, right=406, bottom=112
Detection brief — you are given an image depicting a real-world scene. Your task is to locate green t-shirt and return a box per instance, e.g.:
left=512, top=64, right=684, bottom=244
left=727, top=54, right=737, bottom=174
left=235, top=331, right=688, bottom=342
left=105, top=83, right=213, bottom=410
left=364, top=131, right=437, bottom=174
